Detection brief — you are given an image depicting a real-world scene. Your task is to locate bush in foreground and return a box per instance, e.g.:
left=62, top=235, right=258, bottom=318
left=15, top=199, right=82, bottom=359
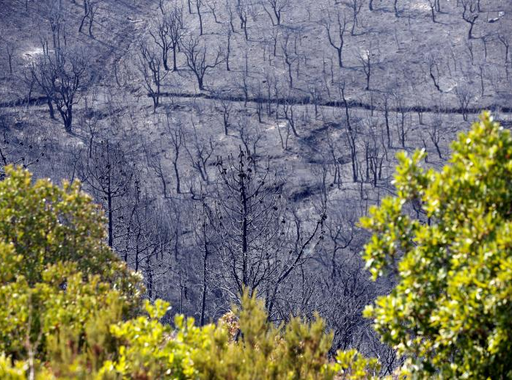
left=362, top=112, right=512, bottom=378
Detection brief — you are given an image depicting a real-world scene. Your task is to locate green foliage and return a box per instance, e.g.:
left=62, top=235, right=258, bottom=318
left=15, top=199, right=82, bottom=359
left=102, top=299, right=214, bottom=379
left=0, top=166, right=143, bottom=375
left=361, top=112, right=512, bottom=378
left=103, top=291, right=345, bottom=380
left=333, top=350, right=380, bottom=380
left=192, top=291, right=335, bottom=380
left=0, top=166, right=142, bottom=293
left=0, top=354, right=27, bottom=379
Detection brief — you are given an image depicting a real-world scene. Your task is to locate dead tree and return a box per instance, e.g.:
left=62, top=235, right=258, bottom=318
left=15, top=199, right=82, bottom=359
left=316, top=250, right=375, bottom=352
left=150, top=4, right=184, bottom=72
left=269, top=27, right=279, bottom=57
left=364, top=130, right=385, bottom=187
left=498, top=34, right=510, bottom=66
left=185, top=120, right=217, bottom=183
left=144, top=142, right=171, bottom=198
left=206, top=0, right=222, bottom=24
left=347, top=0, right=363, bottom=36
left=215, top=95, right=234, bottom=135
left=78, top=0, right=99, bottom=37
left=224, top=25, right=232, bottom=71
left=138, top=42, right=168, bottom=110
left=465, top=39, right=475, bottom=65
left=236, top=118, right=263, bottom=158
left=79, top=140, right=133, bottom=248
left=393, top=92, right=410, bottom=148
left=477, top=64, right=485, bottom=97
left=262, top=0, right=290, bottom=26
left=322, top=204, right=356, bottom=280
left=46, top=0, right=65, bottom=52
left=2, top=39, right=16, bottom=76
left=117, top=185, right=169, bottom=295
left=169, top=5, right=186, bottom=71
left=264, top=209, right=325, bottom=318
left=358, top=46, right=372, bottom=91
left=194, top=0, right=204, bottom=35
left=211, top=149, right=283, bottom=297
left=123, top=187, right=151, bottom=271
left=150, top=19, right=174, bottom=72
left=31, top=43, right=56, bottom=120
left=165, top=116, right=185, bottom=194
left=382, top=93, right=392, bottom=148
left=455, top=84, right=473, bottom=121
left=428, top=54, right=442, bottom=92
left=239, top=52, right=251, bottom=105
left=208, top=149, right=324, bottom=314
left=426, top=0, right=439, bottom=22
left=225, top=0, right=237, bottom=33
left=461, top=0, right=479, bottom=40
left=428, top=114, right=444, bottom=159
left=282, top=99, right=299, bottom=137
left=236, top=0, right=251, bottom=40
left=322, top=10, right=347, bottom=68
left=324, top=128, right=344, bottom=188
left=182, top=36, right=223, bottom=91
left=276, top=116, right=291, bottom=150
left=339, top=83, right=359, bottom=182
left=31, top=47, right=88, bottom=133
left=280, top=31, right=296, bottom=88
left=194, top=201, right=214, bottom=325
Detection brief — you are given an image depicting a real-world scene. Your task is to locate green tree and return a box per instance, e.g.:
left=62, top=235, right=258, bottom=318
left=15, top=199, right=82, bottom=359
left=0, top=166, right=143, bottom=369
left=191, top=291, right=337, bottom=380
left=361, top=112, right=512, bottom=378
left=0, top=166, right=141, bottom=290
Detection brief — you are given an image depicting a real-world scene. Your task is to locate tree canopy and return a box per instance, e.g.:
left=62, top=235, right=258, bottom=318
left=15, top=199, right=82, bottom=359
left=0, top=166, right=143, bottom=371
left=361, top=112, right=512, bottom=378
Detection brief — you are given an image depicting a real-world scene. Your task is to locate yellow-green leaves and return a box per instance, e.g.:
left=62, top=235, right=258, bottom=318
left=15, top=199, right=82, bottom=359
left=102, top=290, right=341, bottom=380
left=146, top=299, right=172, bottom=320
left=333, top=349, right=380, bottom=380
left=187, top=291, right=337, bottom=380
left=0, top=166, right=142, bottom=298
left=0, top=354, right=26, bottom=379
left=362, top=112, right=512, bottom=378
left=394, top=149, right=428, bottom=200
left=0, top=167, right=143, bottom=377
left=361, top=197, right=417, bottom=280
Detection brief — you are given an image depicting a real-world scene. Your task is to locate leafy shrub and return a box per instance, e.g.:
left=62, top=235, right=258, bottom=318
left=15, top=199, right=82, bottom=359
left=0, top=166, right=142, bottom=375
left=101, top=291, right=378, bottom=379
left=0, top=167, right=140, bottom=290
left=361, top=112, right=512, bottom=378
